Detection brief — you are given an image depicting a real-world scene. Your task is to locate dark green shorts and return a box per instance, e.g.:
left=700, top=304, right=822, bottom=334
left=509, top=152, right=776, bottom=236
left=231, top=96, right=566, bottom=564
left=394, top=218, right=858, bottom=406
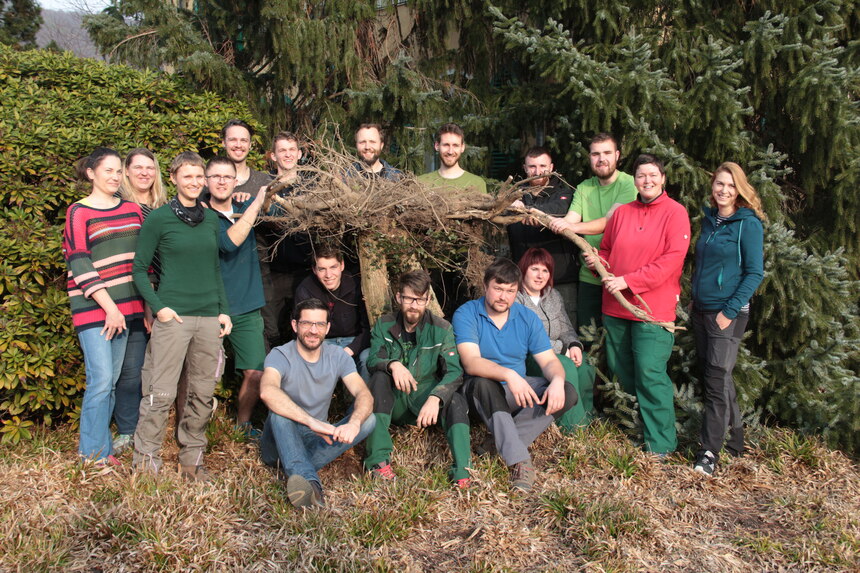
left=226, top=310, right=266, bottom=371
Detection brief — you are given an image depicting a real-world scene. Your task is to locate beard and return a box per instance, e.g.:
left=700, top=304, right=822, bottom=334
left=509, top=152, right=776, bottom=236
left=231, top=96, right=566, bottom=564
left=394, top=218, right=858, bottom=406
left=297, top=331, right=324, bottom=352
left=440, top=153, right=461, bottom=168
left=403, top=307, right=424, bottom=328
left=529, top=176, right=550, bottom=188
left=360, top=151, right=381, bottom=167
left=592, top=163, right=617, bottom=180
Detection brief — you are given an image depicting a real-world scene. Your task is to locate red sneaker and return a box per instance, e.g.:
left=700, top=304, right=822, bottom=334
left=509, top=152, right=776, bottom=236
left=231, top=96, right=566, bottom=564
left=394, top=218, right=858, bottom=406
left=95, top=455, right=121, bottom=467
left=368, top=461, right=396, bottom=481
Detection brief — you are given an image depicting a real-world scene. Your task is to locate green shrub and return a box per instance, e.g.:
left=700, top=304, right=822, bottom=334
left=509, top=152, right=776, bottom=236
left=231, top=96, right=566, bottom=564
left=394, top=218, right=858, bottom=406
left=0, top=45, right=260, bottom=439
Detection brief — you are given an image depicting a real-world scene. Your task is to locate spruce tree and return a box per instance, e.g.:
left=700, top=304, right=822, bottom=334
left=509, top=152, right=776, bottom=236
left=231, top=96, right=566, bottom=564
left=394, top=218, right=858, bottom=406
left=0, top=0, right=42, bottom=48
left=487, top=1, right=859, bottom=452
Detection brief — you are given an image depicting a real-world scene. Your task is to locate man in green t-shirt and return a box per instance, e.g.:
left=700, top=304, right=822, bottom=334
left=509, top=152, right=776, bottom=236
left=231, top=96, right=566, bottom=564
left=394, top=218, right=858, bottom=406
left=417, top=123, right=487, bottom=194
left=418, top=123, right=486, bottom=314
left=548, top=133, right=637, bottom=333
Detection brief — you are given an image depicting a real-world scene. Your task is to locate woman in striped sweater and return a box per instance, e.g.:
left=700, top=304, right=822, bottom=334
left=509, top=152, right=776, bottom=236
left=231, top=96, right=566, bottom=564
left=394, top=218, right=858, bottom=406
left=63, top=147, right=145, bottom=465
left=109, top=148, right=168, bottom=455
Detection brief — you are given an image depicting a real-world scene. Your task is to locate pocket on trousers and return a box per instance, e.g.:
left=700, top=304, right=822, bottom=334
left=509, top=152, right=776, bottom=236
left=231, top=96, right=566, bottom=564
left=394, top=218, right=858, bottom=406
left=213, top=345, right=226, bottom=380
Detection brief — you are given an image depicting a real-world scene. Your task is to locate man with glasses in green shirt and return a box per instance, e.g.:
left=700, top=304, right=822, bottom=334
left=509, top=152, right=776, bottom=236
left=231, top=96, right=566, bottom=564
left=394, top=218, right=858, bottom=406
left=362, top=270, right=472, bottom=488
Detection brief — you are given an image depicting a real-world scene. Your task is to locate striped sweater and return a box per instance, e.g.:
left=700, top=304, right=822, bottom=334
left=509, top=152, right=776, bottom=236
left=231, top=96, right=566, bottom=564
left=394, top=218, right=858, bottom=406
left=63, top=200, right=145, bottom=332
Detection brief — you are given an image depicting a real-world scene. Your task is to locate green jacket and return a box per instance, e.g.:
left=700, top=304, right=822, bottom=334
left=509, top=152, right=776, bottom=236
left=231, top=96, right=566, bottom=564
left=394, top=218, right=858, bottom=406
left=367, top=310, right=464, bottom=407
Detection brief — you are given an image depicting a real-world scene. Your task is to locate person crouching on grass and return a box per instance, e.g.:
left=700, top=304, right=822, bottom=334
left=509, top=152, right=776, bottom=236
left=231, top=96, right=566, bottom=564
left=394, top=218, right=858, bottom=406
left=131, top=151, right=232, bottom=481
left=362, top=269, right=472, bottom=487
left=259, top=298, right=375, bottom=508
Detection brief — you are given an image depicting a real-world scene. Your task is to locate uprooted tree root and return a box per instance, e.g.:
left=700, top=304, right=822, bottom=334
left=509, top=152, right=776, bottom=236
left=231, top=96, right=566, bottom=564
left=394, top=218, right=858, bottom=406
left=258, top=144, right=679, bottom=330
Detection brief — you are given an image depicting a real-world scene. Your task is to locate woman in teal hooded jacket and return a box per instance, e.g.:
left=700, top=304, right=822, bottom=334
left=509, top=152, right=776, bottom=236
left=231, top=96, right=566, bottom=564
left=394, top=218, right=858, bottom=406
left=691, top=162, right=766, bottom=476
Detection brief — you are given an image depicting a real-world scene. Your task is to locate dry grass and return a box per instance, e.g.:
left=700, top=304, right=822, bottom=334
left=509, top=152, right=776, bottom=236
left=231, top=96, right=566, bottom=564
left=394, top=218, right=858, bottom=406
left=1, top=415, right=857, bottom=572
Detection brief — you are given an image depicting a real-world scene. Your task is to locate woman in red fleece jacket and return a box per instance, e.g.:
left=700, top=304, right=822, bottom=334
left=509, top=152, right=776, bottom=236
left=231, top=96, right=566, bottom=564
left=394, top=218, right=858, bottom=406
left=585, top=154, right=690, bottom=455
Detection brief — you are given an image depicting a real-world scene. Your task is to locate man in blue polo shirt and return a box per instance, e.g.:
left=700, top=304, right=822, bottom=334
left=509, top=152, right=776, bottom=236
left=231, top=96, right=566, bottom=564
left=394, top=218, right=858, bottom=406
left=452, top=258, right=577, bottom=492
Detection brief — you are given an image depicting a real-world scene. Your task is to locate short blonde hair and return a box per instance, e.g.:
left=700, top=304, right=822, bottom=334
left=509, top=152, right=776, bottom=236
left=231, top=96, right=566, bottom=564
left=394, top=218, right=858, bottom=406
left=169, top=151, right=205, bottom=175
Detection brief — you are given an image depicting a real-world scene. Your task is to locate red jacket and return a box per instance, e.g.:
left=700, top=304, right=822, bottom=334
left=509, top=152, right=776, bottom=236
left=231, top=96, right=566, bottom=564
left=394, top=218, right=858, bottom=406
left=599, top=192, right=690, bottom=322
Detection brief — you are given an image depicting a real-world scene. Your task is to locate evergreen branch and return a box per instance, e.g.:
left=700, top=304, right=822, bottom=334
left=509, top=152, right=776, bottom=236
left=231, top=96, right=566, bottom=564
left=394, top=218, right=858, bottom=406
left=108, top=29, right=157, bottom=60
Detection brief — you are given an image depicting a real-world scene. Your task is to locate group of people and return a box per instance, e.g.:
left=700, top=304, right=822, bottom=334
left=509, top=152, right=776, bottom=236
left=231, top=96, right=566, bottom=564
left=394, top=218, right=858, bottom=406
left=62, top=120, right=766, bottom=508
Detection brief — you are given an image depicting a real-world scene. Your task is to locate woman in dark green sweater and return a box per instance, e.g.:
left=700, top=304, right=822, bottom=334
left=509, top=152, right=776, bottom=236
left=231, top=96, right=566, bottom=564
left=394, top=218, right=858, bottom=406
left=131, top=151, right=232, bottom=481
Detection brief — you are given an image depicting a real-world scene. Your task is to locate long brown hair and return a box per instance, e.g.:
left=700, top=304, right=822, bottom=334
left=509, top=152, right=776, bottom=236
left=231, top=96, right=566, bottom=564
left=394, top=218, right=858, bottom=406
left=710, top=162, right=767, bottom=221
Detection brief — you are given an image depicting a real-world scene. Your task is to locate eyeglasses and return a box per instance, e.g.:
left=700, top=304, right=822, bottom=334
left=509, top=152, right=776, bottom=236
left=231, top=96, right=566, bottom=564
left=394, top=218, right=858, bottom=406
left=400, top=294, right=429, bottom=306
left=206, top=175, right=237, bottom=182
left=296, top=320, right=328, bottom=329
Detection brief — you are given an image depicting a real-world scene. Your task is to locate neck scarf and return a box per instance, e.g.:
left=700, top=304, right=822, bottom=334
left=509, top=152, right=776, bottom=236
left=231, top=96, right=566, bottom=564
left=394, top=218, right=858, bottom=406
left=169, top=196, right=205, bottom=227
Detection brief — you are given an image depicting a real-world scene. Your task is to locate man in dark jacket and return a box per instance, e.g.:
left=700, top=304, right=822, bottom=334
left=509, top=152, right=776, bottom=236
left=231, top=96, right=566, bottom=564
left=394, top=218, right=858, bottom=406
left=294, top=246, right=370, bottom=374
left=507, top=147, right=578, bottom=285
left=363, top=270, right=472, bottom=487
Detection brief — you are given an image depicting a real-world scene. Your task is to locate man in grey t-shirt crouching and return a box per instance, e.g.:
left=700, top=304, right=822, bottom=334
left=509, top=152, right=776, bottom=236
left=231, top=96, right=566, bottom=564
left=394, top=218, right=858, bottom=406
left=259, top=298, right=375, bottom=508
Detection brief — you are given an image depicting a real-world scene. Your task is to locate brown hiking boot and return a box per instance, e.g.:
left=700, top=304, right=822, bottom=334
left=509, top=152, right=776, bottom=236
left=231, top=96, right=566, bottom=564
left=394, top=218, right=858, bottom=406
left=180, top=464, right=211, bottom=483
left=287, top=474, right=325, bottom=508
left=510, top=461, right=536, bottom=492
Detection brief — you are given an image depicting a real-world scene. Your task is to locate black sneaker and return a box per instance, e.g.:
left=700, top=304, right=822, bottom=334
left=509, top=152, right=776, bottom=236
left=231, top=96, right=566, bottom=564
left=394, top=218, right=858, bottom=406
left=693, top=450, right=717, bottom=476
left=474, top=434, right=496, bottom=456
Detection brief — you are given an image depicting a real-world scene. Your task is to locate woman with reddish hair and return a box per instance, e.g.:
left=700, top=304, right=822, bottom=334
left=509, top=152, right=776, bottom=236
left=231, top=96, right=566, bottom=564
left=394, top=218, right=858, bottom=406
left=516, top=247, right=594, bottom=430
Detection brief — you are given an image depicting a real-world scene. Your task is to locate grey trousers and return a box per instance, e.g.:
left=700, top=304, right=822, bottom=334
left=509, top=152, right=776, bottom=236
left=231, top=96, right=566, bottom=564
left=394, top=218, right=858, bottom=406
left=133, top=316, right=224, bottom=470
left=465, top=375, right=576, bottom=466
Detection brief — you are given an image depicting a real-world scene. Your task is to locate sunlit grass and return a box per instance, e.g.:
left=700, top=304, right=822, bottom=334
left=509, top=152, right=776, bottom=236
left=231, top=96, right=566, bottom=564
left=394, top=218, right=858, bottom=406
left=0, top=417, right=856, bottom=571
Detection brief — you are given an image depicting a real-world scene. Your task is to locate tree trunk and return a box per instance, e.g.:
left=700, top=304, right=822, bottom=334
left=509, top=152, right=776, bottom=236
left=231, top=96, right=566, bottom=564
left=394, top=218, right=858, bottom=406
left=357, top=231, right=390, bottom=325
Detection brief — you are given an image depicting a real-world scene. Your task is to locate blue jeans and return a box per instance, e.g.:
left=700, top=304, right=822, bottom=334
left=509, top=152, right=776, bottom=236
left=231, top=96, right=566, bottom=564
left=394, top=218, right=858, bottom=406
left=113, top=319, right=148, bottom=435
left=259, top=411, right=376, bottom=485
left=77, top=326, right=129, bottom=460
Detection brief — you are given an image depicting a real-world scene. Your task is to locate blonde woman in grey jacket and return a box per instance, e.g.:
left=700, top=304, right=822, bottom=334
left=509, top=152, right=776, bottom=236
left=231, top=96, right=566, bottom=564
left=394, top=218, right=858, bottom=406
left=516, top=248, right=594, bottom=430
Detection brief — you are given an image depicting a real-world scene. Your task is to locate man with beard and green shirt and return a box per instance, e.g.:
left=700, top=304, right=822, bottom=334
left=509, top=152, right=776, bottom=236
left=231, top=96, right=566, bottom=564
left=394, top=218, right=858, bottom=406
left=549, top=133, right=637, bottom=334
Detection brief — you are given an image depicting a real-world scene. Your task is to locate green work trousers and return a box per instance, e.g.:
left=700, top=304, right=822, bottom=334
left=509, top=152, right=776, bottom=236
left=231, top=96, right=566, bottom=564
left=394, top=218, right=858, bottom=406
left=525, top=353, right=594, bottom=432
left=577, top=281, right=604, bottom=336
left=364, top=371, right=471, bottom=481
left=603, top=315, right=677, bottom=454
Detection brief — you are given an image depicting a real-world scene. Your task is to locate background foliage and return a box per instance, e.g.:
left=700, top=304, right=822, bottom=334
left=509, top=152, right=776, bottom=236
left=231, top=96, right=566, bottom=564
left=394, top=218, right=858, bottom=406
left=0, top=45, right=256, bottom=442
left=0, top=0, right=42, bottom=49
